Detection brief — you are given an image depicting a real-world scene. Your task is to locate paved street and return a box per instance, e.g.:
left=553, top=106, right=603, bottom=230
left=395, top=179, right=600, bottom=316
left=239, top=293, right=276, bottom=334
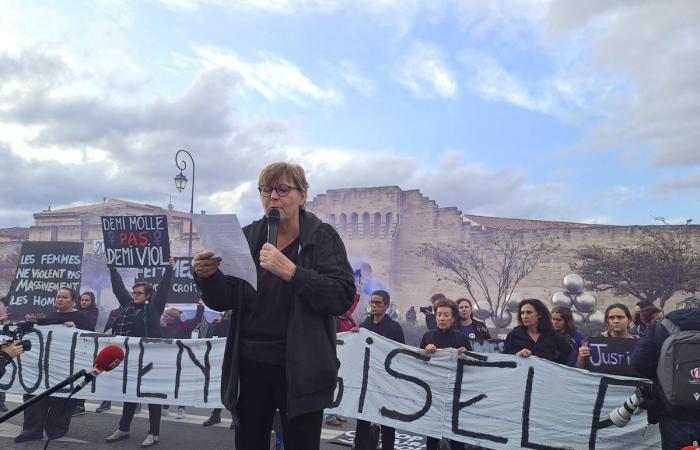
left=0, top=395, right=352, bottom=450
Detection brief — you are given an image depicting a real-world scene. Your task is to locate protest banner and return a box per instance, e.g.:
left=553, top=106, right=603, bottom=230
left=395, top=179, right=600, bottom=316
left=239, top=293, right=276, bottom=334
left=585, top=337, right=640, bottom=377
left=6, top=241, right=84, bottom=321
left=134, top=257, right=197, bottom=303
left=468, top=338, right=505, bottom=353
left=101, top=215, right=170, bottom=268
left=1, top=327, right=661, bottom=448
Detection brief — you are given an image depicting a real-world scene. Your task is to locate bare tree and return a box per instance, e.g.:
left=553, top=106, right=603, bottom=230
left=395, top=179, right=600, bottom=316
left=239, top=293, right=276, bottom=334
left=419, top=231, right=559, bottom=325
left=571, top=226, right=700, bottom=311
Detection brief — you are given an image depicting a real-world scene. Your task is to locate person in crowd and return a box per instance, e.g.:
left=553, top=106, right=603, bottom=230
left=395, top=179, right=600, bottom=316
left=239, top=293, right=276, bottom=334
left=193, top=162, right=355, bottom=450
left=325, top=270, right=362, bottom=427
left=160, top=300, right=205, bottom=419
left=550, top=306, right=584, bottom=367
left=405, top=305, right=417, bottom=325
left=631, top=308, right=700, bottom=449
left=419, top=297, right=469, bottom=450
left=15, top=287, right=92, bottom=443
left=633, top=300, right=653, bottom=336
left=423, top=293, right=446, bottom=331
left=455, top=298, right=491, bottom=340
left=503, top=298, right=570, bottom=364
left=78, top=291, right=99, bottom=331
left=72, top=290, right=99, bottom=416
left=104, top=257, right=174, bottom=448
left=353, top=289, right=405, bottom=450
left=576, top=303, right=635, bottom=369
left=0, top=298, right=10, bottom=412
left=640, top=305, right=664, bottom=329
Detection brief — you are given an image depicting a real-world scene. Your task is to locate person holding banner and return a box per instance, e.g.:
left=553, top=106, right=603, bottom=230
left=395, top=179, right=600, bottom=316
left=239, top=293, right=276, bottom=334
left=419, top=297, right=469, bottom=450
left=193, top=162, right=355, bottom=450
left=15, top=287, right=91, bottom=443
left=353, top=289, right=405, bottom=450
left=503, top=298, right=570, bottom=364
left=105, top=256, right=174, bottom=448
left=78, top=291, right=99, bottom=331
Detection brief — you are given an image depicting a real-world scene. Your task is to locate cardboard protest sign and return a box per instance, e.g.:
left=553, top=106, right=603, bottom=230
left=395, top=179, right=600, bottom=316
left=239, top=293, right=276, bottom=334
left=585, top=336, right=640, bottom=377
left=6, top=241, right=84, bottom=320
left=135, top=257, right=197, bottom=303
left=101, top=215, right=170, bottom=268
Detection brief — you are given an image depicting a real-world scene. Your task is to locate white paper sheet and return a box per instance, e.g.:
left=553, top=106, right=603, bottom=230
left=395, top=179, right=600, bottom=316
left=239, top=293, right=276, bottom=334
left=191, top=213, right=257, bottom=290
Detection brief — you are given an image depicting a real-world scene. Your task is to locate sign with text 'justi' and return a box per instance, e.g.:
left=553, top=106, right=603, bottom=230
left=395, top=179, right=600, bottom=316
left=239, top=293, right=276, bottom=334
left=101, top=215, right=170, bottom=268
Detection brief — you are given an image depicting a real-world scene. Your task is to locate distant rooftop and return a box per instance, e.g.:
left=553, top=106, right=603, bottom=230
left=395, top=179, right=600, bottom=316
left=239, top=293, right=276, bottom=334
left=463, top=214, right=607, bottom=231
left=34, top=198, right=191, bottom=219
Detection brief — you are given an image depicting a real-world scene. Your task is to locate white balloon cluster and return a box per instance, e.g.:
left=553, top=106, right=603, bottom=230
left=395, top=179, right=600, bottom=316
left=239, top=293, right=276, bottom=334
left=551, top=273, right=604, bottom=326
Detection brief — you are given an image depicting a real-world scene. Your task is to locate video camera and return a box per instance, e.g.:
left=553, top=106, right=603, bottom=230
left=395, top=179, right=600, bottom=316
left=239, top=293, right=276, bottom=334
left=1, top=322, right=35, bottom=352
left=419, top=305, right=433, bottom=314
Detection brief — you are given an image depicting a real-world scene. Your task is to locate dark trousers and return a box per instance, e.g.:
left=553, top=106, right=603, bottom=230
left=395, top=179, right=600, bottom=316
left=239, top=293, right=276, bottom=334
left=119, top=402, right=162, bottom=435
left=426, top=437, right=465, bottom=450
left=659, top=416, right=700, bottom=450
left=20, top=394, right=77, bottom=439
left=236, top=356, right=323, bottom=450
left=355, top=420, right=395, bottom=450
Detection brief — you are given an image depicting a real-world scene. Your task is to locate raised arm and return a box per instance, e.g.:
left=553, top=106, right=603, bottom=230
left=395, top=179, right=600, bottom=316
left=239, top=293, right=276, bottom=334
left=151, top=259, right=175, bottom=317
left=109, top=267, right=132, bottom=307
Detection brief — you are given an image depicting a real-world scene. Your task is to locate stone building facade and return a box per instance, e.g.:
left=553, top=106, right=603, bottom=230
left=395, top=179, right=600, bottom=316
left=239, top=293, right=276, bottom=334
left=1, top=188, right=697, bottom=330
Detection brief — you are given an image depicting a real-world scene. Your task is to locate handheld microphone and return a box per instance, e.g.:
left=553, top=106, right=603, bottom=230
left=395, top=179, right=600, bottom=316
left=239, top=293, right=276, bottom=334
left=267, top=209, right=280, bottom=247
left=71, top=344, right=125, bottom=395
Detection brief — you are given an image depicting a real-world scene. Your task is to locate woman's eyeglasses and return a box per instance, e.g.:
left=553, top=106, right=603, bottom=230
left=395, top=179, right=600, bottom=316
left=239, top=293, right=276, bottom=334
left=258, top=184, right=299, bottom=197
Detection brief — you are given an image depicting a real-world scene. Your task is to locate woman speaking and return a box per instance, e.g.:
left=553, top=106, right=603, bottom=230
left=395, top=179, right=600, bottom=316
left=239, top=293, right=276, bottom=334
left=193, top=162, right=355, bottom=450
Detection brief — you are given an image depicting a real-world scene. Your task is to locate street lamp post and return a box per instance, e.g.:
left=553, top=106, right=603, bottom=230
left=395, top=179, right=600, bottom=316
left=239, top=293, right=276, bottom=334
left=174, top=149, right=195, bottom=258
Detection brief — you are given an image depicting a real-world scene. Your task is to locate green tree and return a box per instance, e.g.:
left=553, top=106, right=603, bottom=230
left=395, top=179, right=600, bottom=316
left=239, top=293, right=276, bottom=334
left=570, top=227, right=700, bottom=311
left=419, top=231, right=558, bottom=327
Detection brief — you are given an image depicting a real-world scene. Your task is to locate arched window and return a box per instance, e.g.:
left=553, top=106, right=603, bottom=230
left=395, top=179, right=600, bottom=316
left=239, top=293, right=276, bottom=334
left=327, top=214, right=336, bottom=227
left=350, top=212, right=359, bottom=236
left=339, top=213, right=347, bottom=234
left=374, top=212, right=382, bottom=238
left=362, top=212, right=370, bottom=237
left=385, top=212, right=393, bottom=235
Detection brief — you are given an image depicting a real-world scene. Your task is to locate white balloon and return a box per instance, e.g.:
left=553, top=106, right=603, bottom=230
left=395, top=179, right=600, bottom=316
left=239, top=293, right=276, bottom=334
left=473, top=301, right=491, bottom=320
left=506, top=292, right=523, bottom=313
left=588, top=310, right=605, bottom=326
left=563, top=273, right=584, bottom=294
left=493, top=310, right=512, bottom=328
left=574, top=291, right=597, bottom=313
left=551, top=292, right=573, bottom=309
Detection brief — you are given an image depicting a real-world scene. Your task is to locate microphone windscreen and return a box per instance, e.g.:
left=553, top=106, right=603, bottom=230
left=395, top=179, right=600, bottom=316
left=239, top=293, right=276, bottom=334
left=268, top=208, right=280, bottom=223
left=95, top=344, right=125, bottom=371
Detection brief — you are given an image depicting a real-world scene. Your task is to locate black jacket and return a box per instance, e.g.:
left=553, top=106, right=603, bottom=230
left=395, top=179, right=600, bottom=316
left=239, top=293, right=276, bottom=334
left=360, top=314, right=405, bottom=344
left=420, top=328, right=471, bottom=351
left=109, top=266, right=173, bottom=338
left=195, top=209, right=355, bottom=422
left=503, top=327, right=570, bottom=364
left=78, top=307, right=98, bottom=332
left=631, top=308, right=700, bottom=421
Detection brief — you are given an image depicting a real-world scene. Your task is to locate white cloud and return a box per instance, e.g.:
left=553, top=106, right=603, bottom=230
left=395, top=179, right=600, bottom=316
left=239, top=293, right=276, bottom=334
left=395, top=42, right=458, bottom=99
left=332, top=60, right=375, bottom=97
left=196, top=47, right=342, bottom=105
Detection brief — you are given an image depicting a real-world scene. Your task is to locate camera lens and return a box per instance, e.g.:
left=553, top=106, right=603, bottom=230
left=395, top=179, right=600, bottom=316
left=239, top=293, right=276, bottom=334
left=21, top=340, right=31, bottom=352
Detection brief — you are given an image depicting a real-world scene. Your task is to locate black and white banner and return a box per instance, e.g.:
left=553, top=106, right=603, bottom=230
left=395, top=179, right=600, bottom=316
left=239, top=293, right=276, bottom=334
left=1, top=327, right=661, bottom=448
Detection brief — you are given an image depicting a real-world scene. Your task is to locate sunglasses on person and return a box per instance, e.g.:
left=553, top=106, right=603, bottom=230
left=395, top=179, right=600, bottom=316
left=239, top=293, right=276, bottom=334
left=258, top=184, right=300, bottom=197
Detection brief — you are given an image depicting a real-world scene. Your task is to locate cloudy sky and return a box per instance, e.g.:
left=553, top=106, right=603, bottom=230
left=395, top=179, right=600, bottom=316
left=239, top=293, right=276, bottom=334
left=1, top=0, right=698, bottom=228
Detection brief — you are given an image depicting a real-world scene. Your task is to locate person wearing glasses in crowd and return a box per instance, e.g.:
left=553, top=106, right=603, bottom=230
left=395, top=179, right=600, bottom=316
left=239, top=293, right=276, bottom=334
left=193, top=162, right=355, bottom=450
left=352, top=289, right=405, bottom=450
left=104, top=256, right=175, bottom=448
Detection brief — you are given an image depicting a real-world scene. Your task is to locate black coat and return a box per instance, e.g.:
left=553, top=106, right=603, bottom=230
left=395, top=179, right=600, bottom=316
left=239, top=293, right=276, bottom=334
left=631, top=308, right=700, bottom=421
left=503, top=327, right=570, bottom=364
left=360, top=314, right=405, bottom=344
left=195, top=209, right=355, bottom=423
